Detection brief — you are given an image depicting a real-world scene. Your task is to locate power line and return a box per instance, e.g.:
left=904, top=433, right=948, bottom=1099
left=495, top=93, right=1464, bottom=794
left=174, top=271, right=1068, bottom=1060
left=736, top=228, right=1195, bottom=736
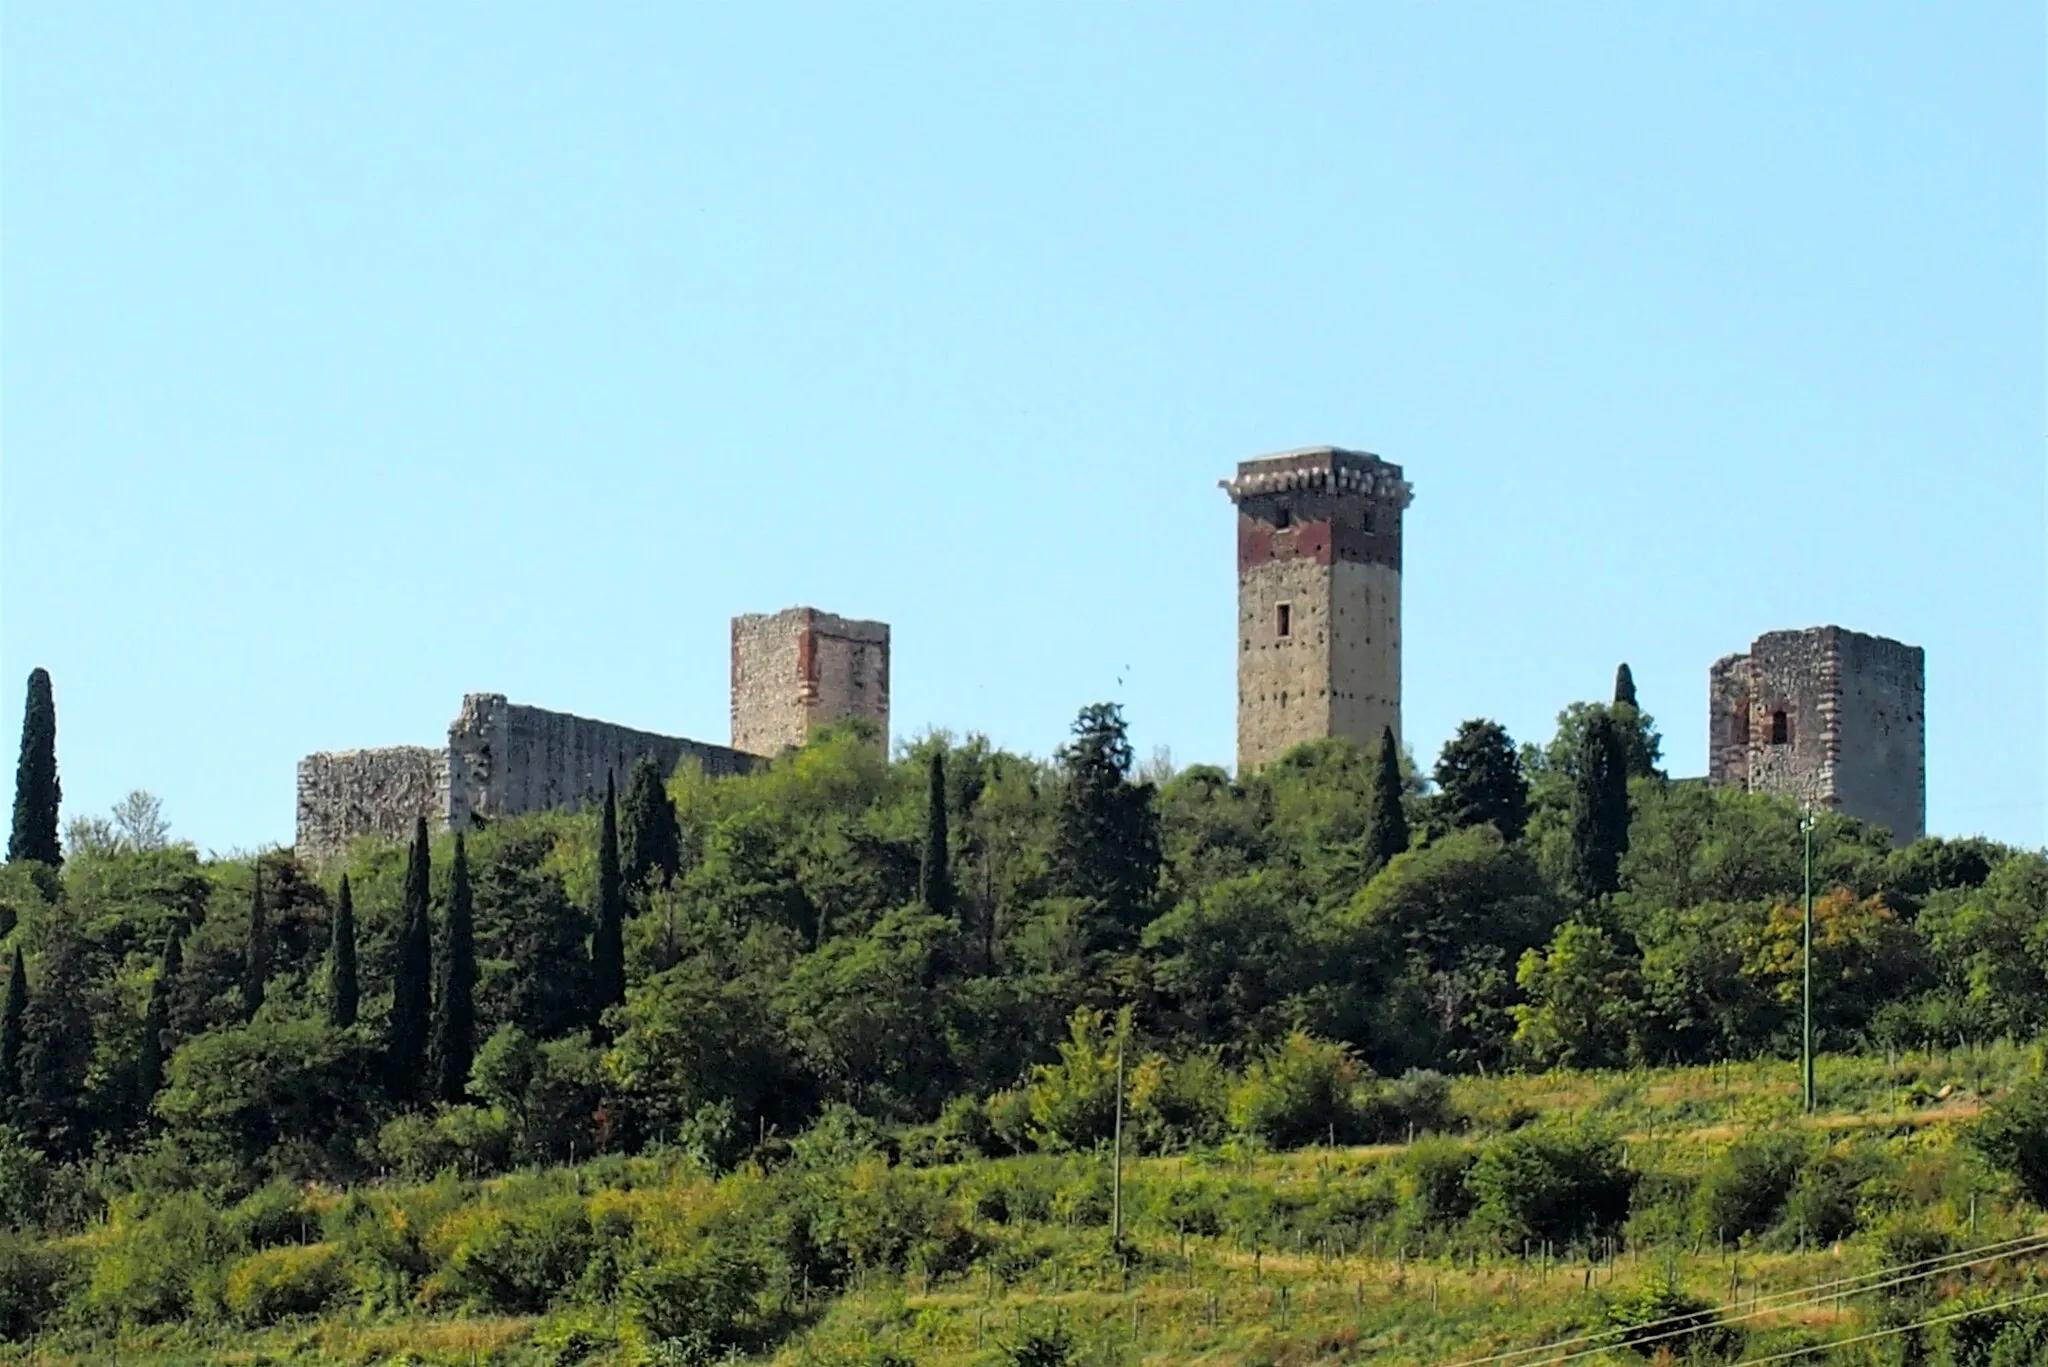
left=1439, top=1230, right=2048, bottom=1367
left=1729, top=1286, right=2048, bottom=1365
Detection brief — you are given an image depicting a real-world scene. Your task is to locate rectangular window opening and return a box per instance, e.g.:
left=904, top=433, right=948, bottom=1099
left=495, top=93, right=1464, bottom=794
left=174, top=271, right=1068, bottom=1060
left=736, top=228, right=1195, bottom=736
left=1275, top=603, right=1292, bottom=639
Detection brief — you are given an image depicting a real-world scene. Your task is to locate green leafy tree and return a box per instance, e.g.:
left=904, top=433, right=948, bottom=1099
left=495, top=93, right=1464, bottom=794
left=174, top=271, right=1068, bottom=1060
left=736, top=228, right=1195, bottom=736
left=1509, top=920, right=1642, bottom=1069
left=7, top=668, right=60, bottom=867
left=243, top=861, right=268, bottom=1020
left=155, top=1018, right=378, bottom=1170
left=1051, top=703, right=1161, bottom=952
left=920, top=749, right=956, bottom=919
left=1971, top=1072, right=2048, bottom=1208
left=619, top=756, right=682, bottom=895
left=1367, top=726, right=1411, bottom=870
left=17, top=928, right=95, bottom=1155
left=387, top=818, right=434, bottom=1103
left=472, top=833, right=591, bottom=1043
left=1569, top=711, right=1631, bottom=900
left=0, top=945, right=25, bottom=1109
left=591, top=773, right=625, bottom=1041
left=429, top=834, right=477, bottom=1105
left=1434, top=719, right=1530, bottom=842
left=136, top=926, right=184, bottom=1113
left=327, top=874, right=358, bottom=1029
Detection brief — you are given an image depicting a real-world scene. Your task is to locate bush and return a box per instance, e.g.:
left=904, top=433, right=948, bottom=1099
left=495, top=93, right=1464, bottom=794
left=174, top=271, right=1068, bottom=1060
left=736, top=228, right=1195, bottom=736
left=377, top=1106, right=517, bottom=1183
left=986, top=1089, right=1035, bottom=1155
left=1228, top=1031, right=1367, bottom=1149
left=1970, top=1073, right=2048, bottom=1207
left=1694, top=1130, right=1809, bottom=1243
left=831, top=1159, right=980, bottom=1275
left=1403, top=1138, right=1478, bottom=1230
left=0, top=1230, right=76, bottom=1341
left=0, top=1126, right=51, bottom=1231
left=1365, top=1069, right=1459, bottom=1141
left=1468, top=1124, right=1634, bottom=1250
left=223, top=1242, right=347, bottom=1324
left=433, top=1190, right=594, bottom=1313
left=1781, top=1149, right=1870, bottom=1246
left=1604, top=1281, right=1743, bottom=1360
left=620, top=1239, right=765, bottom=1357
left=82, top=1191, right=234, bottom=1324
left=226, top=1180, right=314, bottom=1251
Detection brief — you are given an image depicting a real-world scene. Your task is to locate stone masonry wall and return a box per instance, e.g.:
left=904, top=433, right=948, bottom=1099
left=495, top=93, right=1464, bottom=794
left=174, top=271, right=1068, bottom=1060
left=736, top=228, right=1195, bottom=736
left=1223, top=447, right=1412, bottom=773
left=295, top=745, right=451, bottom=864
left=1705, top=626, right=1925, bottom=846
left=731, top=608, right=891, bottom=756
left=446, top=693, right=757, bottom=830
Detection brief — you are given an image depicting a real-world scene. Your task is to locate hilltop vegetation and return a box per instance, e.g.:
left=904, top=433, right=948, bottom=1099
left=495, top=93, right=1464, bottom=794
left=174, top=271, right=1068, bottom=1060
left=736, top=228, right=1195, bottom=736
left=2, top=669, right=2046, bottom=1363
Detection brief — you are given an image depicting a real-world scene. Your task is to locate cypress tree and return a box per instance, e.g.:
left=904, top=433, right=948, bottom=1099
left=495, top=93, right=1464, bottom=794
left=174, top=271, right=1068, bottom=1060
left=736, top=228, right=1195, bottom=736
left=920, top=749, right=955, bottom=919
left=243, top=860, right=268, bottom=1020
left=1613, top=662, right=1638, bottom=709
left=1051, top=703, right=1162, bottom=953
left=136, top=926, right=183, bottom=1113
left=386, top=818, right=434, bottom=1103
left=19, top=929, right=93, bottom=1154
left=1570, top=711, right=1632, bottom=900
left=591, top=772, right=625, bottom=1040
left=1367, top=725, right=1411, bottom=869
left=8, top=667, right=61, bottom=866
left=0, top=945, right=26, bottom=1108
left=620, top=757, right=682, bottom=895
left=328, top=874, right=359, bottom=1029
left=429, top=834, right=476, bottom=1104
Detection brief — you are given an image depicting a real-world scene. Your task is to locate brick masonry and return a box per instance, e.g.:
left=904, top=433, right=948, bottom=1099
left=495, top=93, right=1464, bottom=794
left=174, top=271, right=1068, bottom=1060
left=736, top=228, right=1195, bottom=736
left=1222, top=446, right=1413, bottom=773
left=296, top=606, right=887, bottom=864
left=1706, top=625, right=1925, bottom=846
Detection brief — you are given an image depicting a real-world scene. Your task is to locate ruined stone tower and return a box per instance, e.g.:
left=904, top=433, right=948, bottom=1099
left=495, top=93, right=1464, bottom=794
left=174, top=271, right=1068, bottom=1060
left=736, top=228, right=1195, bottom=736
left=730, top=608, right=891, bottom=756
left=1221, top=446, right=1413, bottom=773
left=1708, top=626, right=1925, bottom=846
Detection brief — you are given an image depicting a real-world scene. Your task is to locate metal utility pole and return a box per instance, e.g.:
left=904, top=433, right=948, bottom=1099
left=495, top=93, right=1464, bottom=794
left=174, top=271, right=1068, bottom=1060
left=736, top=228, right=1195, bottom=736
left=1801, top=806, right=1816, bottom=1114
left=1111, top=1027, right=1126, bottom=1246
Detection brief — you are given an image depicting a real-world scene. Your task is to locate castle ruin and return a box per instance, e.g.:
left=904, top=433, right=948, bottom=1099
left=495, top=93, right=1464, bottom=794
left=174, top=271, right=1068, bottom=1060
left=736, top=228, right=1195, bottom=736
left=295, top=607, right=890, bottom=863
left=1708, top=625, right=1925, bottom=845
left=1222, top=446, right=1414, bottom=773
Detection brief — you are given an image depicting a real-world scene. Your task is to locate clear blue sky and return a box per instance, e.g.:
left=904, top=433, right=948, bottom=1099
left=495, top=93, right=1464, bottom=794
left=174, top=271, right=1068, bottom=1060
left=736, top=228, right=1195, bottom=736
left=4, top=4, right=2042, bottom=854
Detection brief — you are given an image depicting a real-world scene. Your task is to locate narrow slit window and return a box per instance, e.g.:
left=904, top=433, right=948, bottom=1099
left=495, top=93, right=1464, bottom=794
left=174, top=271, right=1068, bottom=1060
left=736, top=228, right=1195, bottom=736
left=1770, top=710, right=1790, bottom=745
left=1275, top=604, right=1292, bottom=639
left=1274, top=507, right=1293, bottom=530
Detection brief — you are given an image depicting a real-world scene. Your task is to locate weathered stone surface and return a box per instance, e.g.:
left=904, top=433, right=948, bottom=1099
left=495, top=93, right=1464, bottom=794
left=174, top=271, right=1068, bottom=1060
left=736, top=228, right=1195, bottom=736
left=1222, top=446, right=1413, bottom=773
left=297, top=606, right=892, bottom=864
left=1706, top=626, right=1925, bottom=846
left=731, top=608, right=890, bottom=756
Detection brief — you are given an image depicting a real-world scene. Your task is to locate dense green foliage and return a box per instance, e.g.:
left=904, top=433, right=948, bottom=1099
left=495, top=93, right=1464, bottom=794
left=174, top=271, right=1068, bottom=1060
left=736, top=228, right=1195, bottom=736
left=1, top=670, right=2046, bottom=1361
left=8, top=667, right=61, bottom=867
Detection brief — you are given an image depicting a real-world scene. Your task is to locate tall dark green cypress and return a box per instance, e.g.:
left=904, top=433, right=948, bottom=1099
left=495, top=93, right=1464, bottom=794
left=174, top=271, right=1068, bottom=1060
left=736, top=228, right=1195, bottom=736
left=920, top=749, right=955, bottom=919
left=429, top=834, right=476, bottom=1104
left=620, top=757, right=682, bottom=895
left=8, top=668, right=61, bottom=867
left=1366, top=726, right=1411, bottom=870
left=243, top=860, right=268, bottom=1020
left=328, top=874, right=359, bottom=1028
left=0, top=945, right=26, bottom=1108
left=136, top=927, right=182, bottom=1113
left=1570, top=711, right=1632, bottom=900
left=386, top=818, right=434, bottom=1102
left=590, top=772, right=625, bottom=1040
left=1613, top=662, right=1639, bottom=709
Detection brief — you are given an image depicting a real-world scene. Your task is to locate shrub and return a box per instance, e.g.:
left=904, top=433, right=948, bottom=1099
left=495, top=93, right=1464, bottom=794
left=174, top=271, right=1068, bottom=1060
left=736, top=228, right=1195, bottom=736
left=378, top=1106, right=517, bottom=1183
left=1402, top=1138, right=1478, bottom=1230
left=831, top=1159, right=980, bottom=1275
left=223, top=1242, right=347, bottom=1324
left=1229, top=1031, right=1367, bottom=1149
left=1366, top=1069, right=1459, bottom=1141
left=1133, top=1051, right=1231, bottom=1152
left=1025, top=1009, right=1123, bottom=1151
left=1781, top=1149, right=1870, bottom=1246
left=986, top=1088, right=1035, bottom=1155
left=82, top=1191, right=234, bottom=1324
left=620, top=1239, right=764, bottom=1356
left=1003, top=1320, right=1077, bottom=1367
left=1694, top=1130, right=1809, bottom=1243
left=0, top=1125, right=51, bottom=1230
left=433, top=1191, right=594, bottom=1313
left=1468, top=1124, right=1634, bottom=1250
left=0, top=1230, right=76, bottom=1341
left=931, top=1094, right=997, bottom=1163
left=1604, top=1281, right=1743, bottom=1360
left=1970, top=1073, right=2048, bottom=1207
left=226, top=1180, right=314, bottom=1251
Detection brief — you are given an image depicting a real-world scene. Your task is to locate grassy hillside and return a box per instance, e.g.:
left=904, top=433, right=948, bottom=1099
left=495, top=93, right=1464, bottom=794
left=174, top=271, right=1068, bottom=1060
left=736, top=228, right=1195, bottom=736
left=10, top=1046, right=2047, bottom=1367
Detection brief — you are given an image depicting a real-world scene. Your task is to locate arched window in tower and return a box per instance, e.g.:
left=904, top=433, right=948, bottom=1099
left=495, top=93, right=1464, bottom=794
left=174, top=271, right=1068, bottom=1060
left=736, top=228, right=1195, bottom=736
left=1770, top=710, right=1790, bottom=746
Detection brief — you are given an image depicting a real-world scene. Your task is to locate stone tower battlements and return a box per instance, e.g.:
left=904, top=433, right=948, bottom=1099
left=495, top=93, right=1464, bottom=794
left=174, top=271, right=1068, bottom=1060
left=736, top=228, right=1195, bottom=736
left=731, top=608, right=890, bottom=756
left=1222, top=446, right=1414, bottom=773
left=1708, top=625, right=1925, bottom=846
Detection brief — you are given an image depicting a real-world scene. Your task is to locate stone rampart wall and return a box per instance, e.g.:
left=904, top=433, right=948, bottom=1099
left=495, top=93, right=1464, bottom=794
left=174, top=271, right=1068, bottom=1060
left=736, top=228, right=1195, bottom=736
left=295, top=746, right=450, bottom=864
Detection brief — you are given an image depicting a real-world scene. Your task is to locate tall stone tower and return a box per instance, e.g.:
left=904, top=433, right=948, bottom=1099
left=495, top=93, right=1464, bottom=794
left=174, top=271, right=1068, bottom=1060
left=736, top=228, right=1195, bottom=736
left=1708, top=625, right=1925, bottom=846
left=1221, top=446, right=1414, bottom=773
left=731, top=607, right=891, bottom=756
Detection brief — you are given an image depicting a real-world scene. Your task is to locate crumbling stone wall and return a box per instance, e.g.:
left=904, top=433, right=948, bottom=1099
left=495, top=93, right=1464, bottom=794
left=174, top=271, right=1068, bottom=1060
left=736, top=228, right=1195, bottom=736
left=1706, top=626, right=1925, bottom=845
left=295, top=746, right=450, bottom=864
left=731, top=608, right=891, bottom=756
left=1222, top=447, right=1412, bottom=773
left=297, top=696, right=759, bottom=864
